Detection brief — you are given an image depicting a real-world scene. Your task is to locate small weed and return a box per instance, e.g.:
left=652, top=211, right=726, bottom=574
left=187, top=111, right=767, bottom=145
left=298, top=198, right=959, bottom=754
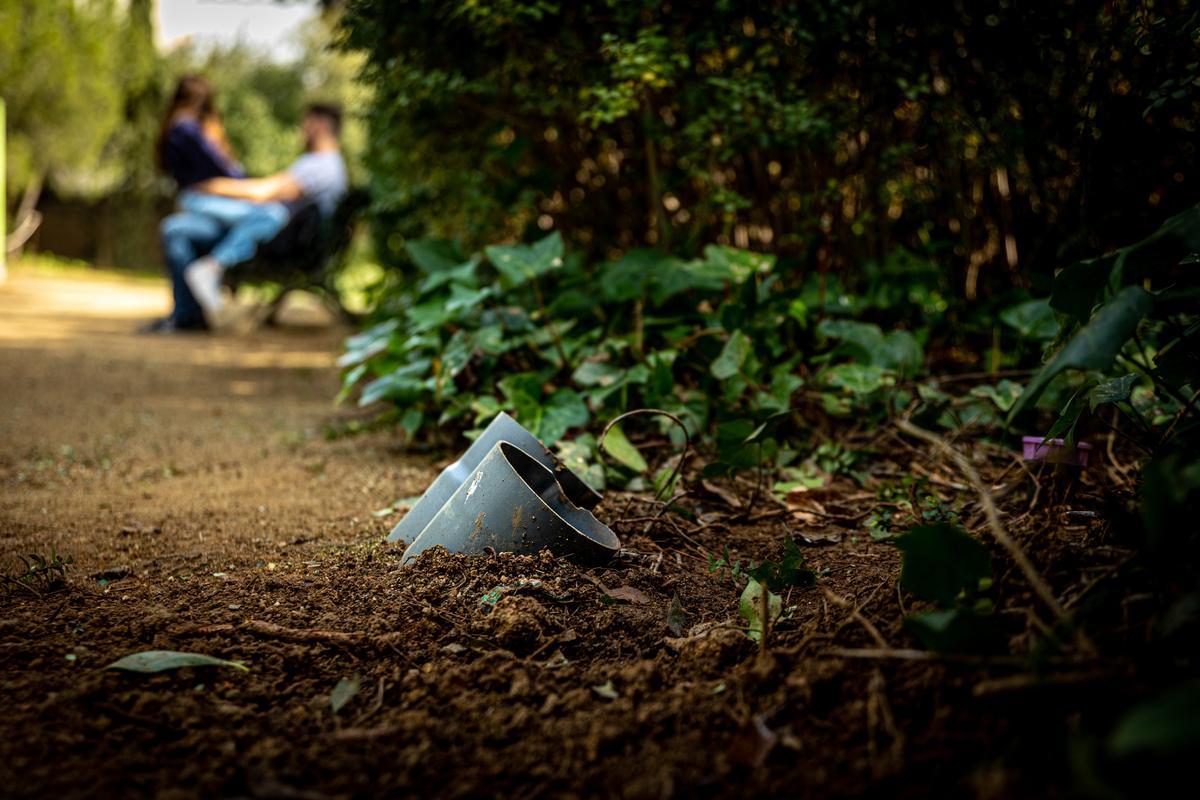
left=864, top=477, right=958, bottom=540
left=710, top=538, right=814, bottom=656
left=2, top=547, right=72, bottom=596
left=812, top=441, right=868, bottom=482
left=706, top=545, right=746, bottom=581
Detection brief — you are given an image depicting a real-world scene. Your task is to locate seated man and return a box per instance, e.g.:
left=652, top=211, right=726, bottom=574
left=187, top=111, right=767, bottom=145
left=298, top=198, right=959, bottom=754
left=154, top=102, right=348, bottom=332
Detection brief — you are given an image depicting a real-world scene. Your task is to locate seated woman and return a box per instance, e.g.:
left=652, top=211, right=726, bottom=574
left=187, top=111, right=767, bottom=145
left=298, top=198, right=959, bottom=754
left=157, top=75, right=244, bottom=191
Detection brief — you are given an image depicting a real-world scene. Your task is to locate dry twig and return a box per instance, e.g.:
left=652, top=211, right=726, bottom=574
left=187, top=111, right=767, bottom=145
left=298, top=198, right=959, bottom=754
left=894, top=417, right=1067, bottom=624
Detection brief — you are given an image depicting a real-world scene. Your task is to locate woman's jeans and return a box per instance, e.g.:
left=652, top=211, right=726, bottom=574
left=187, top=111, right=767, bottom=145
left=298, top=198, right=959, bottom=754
left=159, top=190, right=289, bottom=326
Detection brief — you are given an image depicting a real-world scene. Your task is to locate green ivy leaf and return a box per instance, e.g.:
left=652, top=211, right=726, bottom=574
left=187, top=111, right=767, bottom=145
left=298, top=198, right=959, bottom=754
left=572, top=360, right=624, bottom=388
left=999, top=298, right=1060, bottom=340
left=969, top=380, right=1025, bottom=413
left=556, top=435, right=605, bottom=491
left=536, top=388, right=590, bottom=445
left=106, top=650, right=249, bottom=673
left=1109, top=680, right=1200, bottom=757
left=358, top=359, right=433, bottom=406
left=649, top=257, right=730, bottom=305
left=1009, top=286, right=1154, bottom=422
left=1051, top=205, right=1200, bottom=323
left=404, top=237, right=465, bottom=274
left=598, top=249, right=662, bottom=301
left=418, top=257, right=481, bottom=294
left=823, top=363, right=888, bottom=396
left=444, top=283, right=493, bottom=314
left=1088, top=373, right=1138, bottom=411
left=485, top=231, right=564, bottom=289
left=407, top=298, right=458, bottom=332
left=896, top=523, right=992, bottom=606
left=747, top=537, right=814, bottom=593
left=903, top=608, right=1006, bottom=654
left=702, top=244, right=775, bottom=283
left=331, top=675, right=362, bottom=715
left=818, top=319, right=923, bottom=377
left=738, top=578, right=782, bottom=642
left=712, top=330, right=752, bottom=380
left=601, top=423, right=649, bottom=473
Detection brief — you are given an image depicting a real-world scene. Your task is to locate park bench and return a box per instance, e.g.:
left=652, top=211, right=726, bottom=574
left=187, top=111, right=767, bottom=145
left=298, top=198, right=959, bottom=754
left=223, top=187, right=370, bottom=323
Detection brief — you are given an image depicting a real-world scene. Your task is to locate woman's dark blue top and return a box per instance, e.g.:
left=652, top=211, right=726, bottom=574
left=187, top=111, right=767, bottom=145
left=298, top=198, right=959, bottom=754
left=161, top=119, right=245, bottom=189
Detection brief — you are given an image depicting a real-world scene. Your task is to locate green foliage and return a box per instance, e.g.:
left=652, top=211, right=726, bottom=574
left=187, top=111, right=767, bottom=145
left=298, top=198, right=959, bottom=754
left=1, top=548, right=72, bottom=595
left=1051, top=206, right=1200, bottom=324
left=600, top=425, right=648, bottom=473
left=106, top=650, right=249, bottom=674
left=897, top=524, right=991, bottom=607
left=739, top=579, right=781, bottom=644
left=1109, top=680, right=1200, bottom=757
left=339, top=0, right=1200, bottom=301
left=1009, top=287, right=1154, bottom=421
left=712, top=537, right=813, bottom=643
left=1009, top=208, right=1199, bottom=455
left=1000, top=299, right=1060, bottom=341
left=746, top=537, right=814, bottom=594
left=863, top=478, right=958, bottom=541
left=0, top=0, right=130, bottom=199
left=896, top=523, right=1003, bottom=654
left=343, top=235, right=900, bottom=450
left=817, top=319, right=923, bottom=379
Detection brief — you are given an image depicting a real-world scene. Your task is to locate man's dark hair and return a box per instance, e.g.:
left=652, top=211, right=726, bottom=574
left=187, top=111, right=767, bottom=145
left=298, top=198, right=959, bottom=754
left=305, top=102, right=343, bottom=137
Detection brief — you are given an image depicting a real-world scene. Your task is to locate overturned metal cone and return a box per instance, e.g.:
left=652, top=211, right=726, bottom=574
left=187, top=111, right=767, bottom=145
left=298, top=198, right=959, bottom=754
left=387, top=412, right=601, bottom=544
left=401, top=441, right=620, bottom=565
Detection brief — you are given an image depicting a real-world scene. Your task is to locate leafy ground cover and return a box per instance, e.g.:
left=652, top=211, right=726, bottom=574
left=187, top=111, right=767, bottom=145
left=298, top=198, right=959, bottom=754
left=327, top=196, right=1200, bottom=794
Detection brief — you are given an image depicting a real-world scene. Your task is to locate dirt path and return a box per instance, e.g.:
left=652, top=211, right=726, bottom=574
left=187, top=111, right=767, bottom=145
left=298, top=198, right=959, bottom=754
left=0, top=270, right=424, bottom=575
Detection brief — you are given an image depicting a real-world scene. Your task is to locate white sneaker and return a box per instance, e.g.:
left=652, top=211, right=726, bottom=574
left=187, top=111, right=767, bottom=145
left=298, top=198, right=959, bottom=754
left=183, top=257, right=225, bottom=318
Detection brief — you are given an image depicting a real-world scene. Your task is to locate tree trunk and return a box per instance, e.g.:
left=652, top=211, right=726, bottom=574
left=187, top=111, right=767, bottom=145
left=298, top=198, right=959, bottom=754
left=8, top=171, right=45, bottom=258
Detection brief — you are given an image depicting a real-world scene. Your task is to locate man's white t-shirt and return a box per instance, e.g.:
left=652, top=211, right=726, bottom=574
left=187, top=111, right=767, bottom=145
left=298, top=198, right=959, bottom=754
left=288, top=151, right=348, bottom=218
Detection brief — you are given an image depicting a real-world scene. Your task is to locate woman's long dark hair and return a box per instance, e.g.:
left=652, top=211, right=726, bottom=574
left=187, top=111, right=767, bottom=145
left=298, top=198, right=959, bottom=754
left=155, top=75, right=217, bottom=171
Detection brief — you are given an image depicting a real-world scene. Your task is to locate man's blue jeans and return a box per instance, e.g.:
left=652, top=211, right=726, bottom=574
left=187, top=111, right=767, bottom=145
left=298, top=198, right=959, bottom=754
left=160, top=191, right=289, bottom=325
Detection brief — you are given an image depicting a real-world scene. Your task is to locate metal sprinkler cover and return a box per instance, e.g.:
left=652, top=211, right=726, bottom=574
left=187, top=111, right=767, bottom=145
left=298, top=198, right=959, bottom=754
left=387, top=411, right=601, bottom=545
left=400, top=441, right=620, bottom=565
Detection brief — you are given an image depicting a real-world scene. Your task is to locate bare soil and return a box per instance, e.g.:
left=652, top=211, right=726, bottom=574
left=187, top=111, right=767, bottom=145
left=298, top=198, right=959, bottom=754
left=0, top=270, right=1145, bottom=798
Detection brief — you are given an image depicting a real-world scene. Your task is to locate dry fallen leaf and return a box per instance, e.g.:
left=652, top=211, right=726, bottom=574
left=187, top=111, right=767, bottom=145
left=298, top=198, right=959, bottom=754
left=797, top=529, right=843, bottom=545
left=605, top=585, right=651, bottom=604
left=790, top=510, right=818, bottom=526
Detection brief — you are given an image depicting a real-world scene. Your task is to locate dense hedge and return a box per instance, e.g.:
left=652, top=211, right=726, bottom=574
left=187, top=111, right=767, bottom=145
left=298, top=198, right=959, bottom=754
left=339, top=0, right=1200, bottom=298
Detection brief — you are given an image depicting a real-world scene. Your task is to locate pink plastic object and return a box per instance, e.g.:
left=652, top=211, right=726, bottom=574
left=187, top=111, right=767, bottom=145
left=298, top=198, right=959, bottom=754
left=1022, top=436, right=1093, bottom=467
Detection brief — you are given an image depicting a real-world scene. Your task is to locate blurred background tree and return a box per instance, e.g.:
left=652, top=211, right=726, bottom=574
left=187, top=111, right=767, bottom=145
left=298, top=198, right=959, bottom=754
left=338, top=0, right=1200, bottom=301
left=2, top=0, right=366, bottom=268
left=0, top=0, right=128, bottom=239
